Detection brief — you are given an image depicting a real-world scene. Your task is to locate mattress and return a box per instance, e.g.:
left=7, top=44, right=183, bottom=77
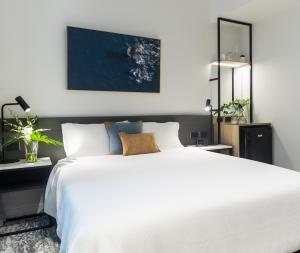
left=45, top=147, right=300, bottom=253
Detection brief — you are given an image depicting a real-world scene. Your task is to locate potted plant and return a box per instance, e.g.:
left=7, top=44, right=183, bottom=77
left=230, top=99, right=250, bottom=124
left=1, top=112, right=63, bottom=163
left=219, top=102, right=235, bottom=122
left=217, top=99, right=250, bottom=124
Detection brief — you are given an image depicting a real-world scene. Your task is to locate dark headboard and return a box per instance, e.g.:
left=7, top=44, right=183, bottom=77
left=6, top=115, right=210, bottom=164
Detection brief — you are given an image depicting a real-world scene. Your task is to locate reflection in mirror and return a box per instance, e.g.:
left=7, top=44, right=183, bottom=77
left=209, top=20, right=251, bottom=124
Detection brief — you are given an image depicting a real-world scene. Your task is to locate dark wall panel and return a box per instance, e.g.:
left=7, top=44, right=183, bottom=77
left=2, top=115, right=210, bottom=165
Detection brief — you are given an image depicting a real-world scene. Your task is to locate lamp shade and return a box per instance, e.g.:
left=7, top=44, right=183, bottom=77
left=15, top=96, right=31, bottom=112
left=205, top=99, right=211, bottom=111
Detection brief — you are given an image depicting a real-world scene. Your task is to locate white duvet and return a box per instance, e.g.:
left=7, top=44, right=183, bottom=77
left=45, top=147, right=300, bottom=253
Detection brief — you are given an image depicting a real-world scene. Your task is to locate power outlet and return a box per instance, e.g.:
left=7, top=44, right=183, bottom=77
left=190, top=132, right=199, bottom=139
left=200, top=131, right=208, bottom=138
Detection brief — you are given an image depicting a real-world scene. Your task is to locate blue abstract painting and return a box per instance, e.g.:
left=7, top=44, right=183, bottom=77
left=67, top=27, right=160, bottom=93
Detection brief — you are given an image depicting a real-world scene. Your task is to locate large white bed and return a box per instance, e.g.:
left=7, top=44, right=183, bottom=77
left=45, top=147, right=300, bottom=253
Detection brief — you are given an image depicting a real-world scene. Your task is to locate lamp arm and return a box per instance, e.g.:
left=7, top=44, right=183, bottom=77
left=1, top=102, right=18, bottom=162
left=1, top=103, right=18, bottom=131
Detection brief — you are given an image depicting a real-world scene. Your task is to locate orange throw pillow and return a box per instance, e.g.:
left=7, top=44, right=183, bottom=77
left=118, top=132, right=160, bottom=156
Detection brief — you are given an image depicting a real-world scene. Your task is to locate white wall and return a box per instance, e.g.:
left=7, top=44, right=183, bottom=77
left=0, top=0, right=214, bottom=218
left=253, top=2, right=300, bottom=170
left=0, top=0, right=213, bottom=118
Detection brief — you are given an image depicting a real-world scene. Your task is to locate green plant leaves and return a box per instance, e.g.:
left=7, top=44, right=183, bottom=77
left=1, top=111, right=63, bottom=150
left=30, top=131, right=63, bottom=146
left=0, top=131, right=22, bottom=150
left=220, top=98, right=250, bottom=116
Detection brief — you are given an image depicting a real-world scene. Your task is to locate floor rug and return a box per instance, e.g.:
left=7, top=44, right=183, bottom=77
left=0, top=214, right=59, bottom=253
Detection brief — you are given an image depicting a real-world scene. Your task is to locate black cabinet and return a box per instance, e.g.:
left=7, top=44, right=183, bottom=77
left=0, top=158, right=52, bottom=193
left=0, top=158, right=54, bottom=237
left=0, top=158, right=52, bottom=224
left=240, top=125, right=272, bottom=164
left=219, top=123, right=273, bottom=164
left=0, top=165, right=52, bottom=192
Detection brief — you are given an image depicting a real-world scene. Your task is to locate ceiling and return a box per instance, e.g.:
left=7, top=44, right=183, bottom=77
left=211, top=0, right=299, bottom=23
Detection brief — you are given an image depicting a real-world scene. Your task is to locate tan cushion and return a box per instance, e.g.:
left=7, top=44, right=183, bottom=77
left=118, top=132, right=160, bottom=156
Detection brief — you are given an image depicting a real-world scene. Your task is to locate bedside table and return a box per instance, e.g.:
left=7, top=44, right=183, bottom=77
left=0, top=157, right=54, bottom=237
left=189, top=144, right=233, bottom=155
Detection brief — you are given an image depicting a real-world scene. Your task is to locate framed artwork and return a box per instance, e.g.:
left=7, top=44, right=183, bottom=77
left=67, top=26, right=160, bottom=93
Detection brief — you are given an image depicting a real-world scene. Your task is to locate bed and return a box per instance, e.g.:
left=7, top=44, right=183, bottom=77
left=45, top=147, right=300, bottom=253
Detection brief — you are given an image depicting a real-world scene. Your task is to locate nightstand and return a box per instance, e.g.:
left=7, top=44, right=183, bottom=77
left=189, top=144, right=233, bottom=155
left=0, top=157, right=54, bottom=237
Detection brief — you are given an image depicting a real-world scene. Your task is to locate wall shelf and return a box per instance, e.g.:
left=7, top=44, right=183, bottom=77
left=209, top=77, right=219, bottom=82
left=211, top=60, right=250, bottom=68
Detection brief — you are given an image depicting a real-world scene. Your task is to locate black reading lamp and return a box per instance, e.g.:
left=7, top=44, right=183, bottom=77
left=205, top=99, right=218, bottom=145
left=1, top=96, right=31, bottom=164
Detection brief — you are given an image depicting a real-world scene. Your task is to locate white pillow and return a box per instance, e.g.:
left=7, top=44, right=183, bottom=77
left=143, top=122, right=183, bottom=150
left=61, top=123, right=109, bottom=157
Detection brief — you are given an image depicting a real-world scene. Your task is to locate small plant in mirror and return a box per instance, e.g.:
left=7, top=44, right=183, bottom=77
left=216, top=99, right=250, bottom=124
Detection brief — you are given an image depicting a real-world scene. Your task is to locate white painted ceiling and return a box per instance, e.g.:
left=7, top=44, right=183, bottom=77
left=211, top=0, right=299, bottom=23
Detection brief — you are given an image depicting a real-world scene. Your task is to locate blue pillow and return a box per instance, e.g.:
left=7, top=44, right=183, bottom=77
left=105, top=121, right=143, bottom=154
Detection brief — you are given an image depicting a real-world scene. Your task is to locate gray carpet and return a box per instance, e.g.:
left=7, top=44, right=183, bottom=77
left=0, top=215, right=60, bottom=253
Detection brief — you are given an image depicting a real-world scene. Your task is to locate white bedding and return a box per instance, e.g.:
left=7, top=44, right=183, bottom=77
left=45, top=147, right=300, bottom=253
